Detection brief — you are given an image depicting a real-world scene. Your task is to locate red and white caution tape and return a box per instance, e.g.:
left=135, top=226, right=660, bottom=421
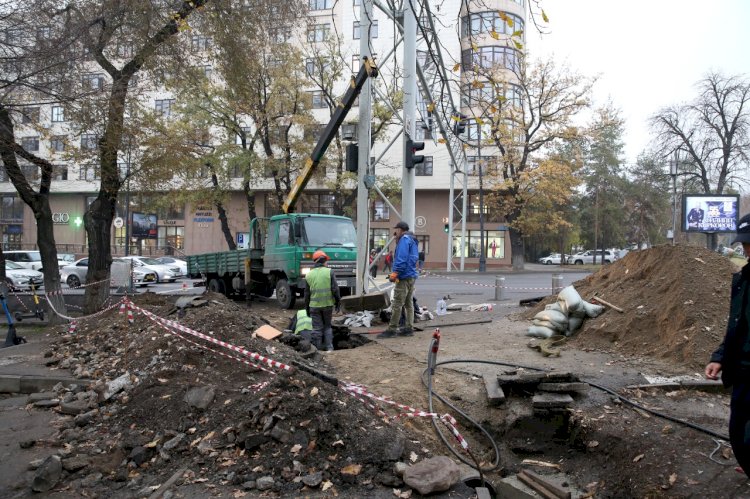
left=126, top=300, right=292, bottom=372
left=45, top=294, right=127, bottom=322
left=421, top=271, right=558, bottom=292
left=68, top=320, right=77, bottom=334
left=45, top=276, right=112, bottom=296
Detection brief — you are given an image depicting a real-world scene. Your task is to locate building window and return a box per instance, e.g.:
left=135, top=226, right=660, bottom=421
left=82, top=73, right=105, bottom=91
left=307, top=23, right=330, bottom=42
left=461, top=46, right=521, bottom=73
left=466, top=155, right=497, bottom=176
left=21, top=137, right=39, bottom=152
left=80, top=134, right=97, bottom=151
left=461, top=11, right=524, bottom=38
left=466, top=118, right=493, bottom=143
left=415, top=120, right=432, bottom=141
left=452, top=230, right=505, bottom=258
left=51, top=105, right=65, bottom=122
left=300, top=193, right=335, bottom=215
left=372, top=200, right=389, bottom=221
left=353, top=20, right=378, bottom=39
left=309, top=91, right=326, bottom=109
left=466, top=193, right=501, bottom=222
left=308, top=0, right=332, bottom=10
left=154, top=99, right=175, bottom=118
left=269, top=27, right=291, bottom=44
left=191, top=35, right=211, bottom=51
left=53, top=165, right=68, bottom=181
left=158, top=226, right=185, bottom=251
left=21, top=106, right=39, bottom=124
left=351, top=53, right=377, bottom=73
left=1, top=195, right=24, bottom=220
left=79, top=165, right=100, bottom=180
left=50, top=136, right=65, bottom=152
left=415, top=235, right=430, bottom=255
left=415, top=156, right=433, bottom=176
left=369, top=228, right=390, bottom=253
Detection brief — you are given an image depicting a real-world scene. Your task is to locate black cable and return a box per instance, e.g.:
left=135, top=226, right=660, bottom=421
left=423, top=351, right=731, bottom=475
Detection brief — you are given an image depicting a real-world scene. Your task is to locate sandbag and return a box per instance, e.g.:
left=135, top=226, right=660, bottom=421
left=582, top=301, right=605, bottom=318
left=526, top=325, right=556, bottom=338
left=545, top=302, right=563, bottom=313
left=567, top=316, right=584, bottom=335
left=533, top=319, right=567, bottom=333
left=534, top=309, right=568, bottom=327
left=557, top=285, right=584, bottom=314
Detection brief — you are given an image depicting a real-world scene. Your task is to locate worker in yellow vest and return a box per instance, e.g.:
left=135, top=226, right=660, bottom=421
left=304, top=250, right=341, bottom=352
left=287, top=309, right=321, bottom=349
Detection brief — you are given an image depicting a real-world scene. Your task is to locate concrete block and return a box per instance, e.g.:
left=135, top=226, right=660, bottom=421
left=341, top=292, right=389, bottom=313
left=19, top=376, right=86, bottom=394
left=0, top=374, right=22, bottom=393
left=537, top=382, right=590, bottom=393
left=532, top=393, right=574, bottom=409
left=496, top=475, right=537, bottom=499
left=483, top=375, right=506, bottom=406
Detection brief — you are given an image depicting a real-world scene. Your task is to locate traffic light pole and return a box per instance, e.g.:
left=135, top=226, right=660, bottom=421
left=401, top=1, right=417, bottom=229
left=355, top=0, right=373, bottom=295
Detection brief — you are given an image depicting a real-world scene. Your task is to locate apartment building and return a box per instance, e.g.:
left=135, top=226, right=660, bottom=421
left=1, top=0, right=525, bottom=269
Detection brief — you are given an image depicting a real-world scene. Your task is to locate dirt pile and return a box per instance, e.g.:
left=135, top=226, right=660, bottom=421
left=526, top=245, right=741, bottom=370
left=30, top=292, right=425, bottom=496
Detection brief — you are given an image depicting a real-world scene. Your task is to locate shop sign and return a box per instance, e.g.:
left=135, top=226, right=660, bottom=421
left=163, top=220, right=178, bottom=225
left=52, top=212, right=70, bottom=224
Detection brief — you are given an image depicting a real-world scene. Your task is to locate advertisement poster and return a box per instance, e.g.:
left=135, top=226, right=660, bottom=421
left=131, top=213, right=158, bottom=239
left=682, top=195, right=739, bottom=233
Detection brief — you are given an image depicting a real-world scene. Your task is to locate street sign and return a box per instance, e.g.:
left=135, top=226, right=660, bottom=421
left=113, top=217, right=124, bottom=229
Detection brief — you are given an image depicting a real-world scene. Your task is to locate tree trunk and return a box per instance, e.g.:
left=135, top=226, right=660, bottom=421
left=243, top=181, right=257, bottom=221
left=216, top=201, right=236, bottom=250
left=508, top=227, right=525, bottom=270
left=84, top=196, right=115, bottom=313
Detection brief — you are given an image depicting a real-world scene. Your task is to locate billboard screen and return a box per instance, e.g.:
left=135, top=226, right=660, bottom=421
left=682, top=194, right=739, bottom=233
left=131, top=213, right=158, bottom=239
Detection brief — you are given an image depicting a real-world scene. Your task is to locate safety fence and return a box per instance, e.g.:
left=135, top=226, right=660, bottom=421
left=420, top=270, right=566, bottom=298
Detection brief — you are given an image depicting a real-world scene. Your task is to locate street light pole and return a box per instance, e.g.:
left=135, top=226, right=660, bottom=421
left=124, top=143, right=131, bottom=256
left=670, top=153, right=678, bottom=246
left=478, top=151, right=486, bottom=272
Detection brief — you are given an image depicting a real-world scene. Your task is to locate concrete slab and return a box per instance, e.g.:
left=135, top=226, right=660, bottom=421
left=532, top=392, right=574, bottom=409
left=341, top=292, right=390, bottom=313
left=537, top=382, right=590, bottom=393
left=0, top=374, right=21, bottom=393
left=483, top=375, right=506, bottom=405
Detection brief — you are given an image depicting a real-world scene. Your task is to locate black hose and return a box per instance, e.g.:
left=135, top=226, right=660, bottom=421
left=423, top=349, right=730, bottom=474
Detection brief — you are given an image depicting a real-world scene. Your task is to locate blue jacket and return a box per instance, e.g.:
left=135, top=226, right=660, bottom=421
left=392, top=231, right=419, bottom=279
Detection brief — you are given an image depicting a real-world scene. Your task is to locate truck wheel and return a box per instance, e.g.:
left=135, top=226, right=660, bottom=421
left=276, top=279, right=296, bottom=309
left=208, top=278, right=226, bottom=294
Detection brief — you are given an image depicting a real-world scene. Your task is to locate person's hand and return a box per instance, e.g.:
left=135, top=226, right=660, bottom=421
left=388, top=272, right=398, bottom=282
left=705, top=362, right=722, bottom=380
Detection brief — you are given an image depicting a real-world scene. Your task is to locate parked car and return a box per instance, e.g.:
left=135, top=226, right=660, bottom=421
left=119, top=256, right=182, bottom=283
left=538, top=253, right=566, bottom=265
left=5, top=250, right=74, bottom=272
left=61, top=258, right=156, bottom=288
left=58, top=253, right=76, bottom=266
left=4, top=261, right=44, bottom=291
left=156, top=256, right=187, bottom=276
left=566, top=250, right=616, bottom=265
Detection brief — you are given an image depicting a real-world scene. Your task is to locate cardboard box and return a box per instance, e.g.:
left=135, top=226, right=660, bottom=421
left=254, top=324, right=283, bottom=340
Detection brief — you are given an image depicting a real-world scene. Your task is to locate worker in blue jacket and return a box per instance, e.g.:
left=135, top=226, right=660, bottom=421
left=378, top=221, right=419, bottom=338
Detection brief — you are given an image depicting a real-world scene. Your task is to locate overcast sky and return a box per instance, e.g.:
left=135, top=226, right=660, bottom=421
left=525, top=0, right=750, bottom=165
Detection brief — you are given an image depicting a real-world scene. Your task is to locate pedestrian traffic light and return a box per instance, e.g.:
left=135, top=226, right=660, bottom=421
left=405, top=138, right=425, bottom=170
left=453, top=112, right=467, bottom=135
left=443, top=223, right=449, bottom=233
left=345, top=143, right=358, bottom=172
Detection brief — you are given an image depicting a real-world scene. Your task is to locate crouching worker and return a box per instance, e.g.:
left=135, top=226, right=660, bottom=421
left=304, top=250, right=341, bottom=352
left=287, top=309, right=321, bottom=350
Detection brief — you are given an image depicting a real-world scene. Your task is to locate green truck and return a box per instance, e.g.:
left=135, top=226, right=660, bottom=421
left=186, top=58, right=378, bottom=309
left=186, top=213, right=357, bottom=308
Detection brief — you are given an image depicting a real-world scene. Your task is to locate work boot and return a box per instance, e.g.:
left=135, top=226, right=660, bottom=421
left=398, top=328, right=414, bottom=337
left=376, top=329, right=398, bottom=339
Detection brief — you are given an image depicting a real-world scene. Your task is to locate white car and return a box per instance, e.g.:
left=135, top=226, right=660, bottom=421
left=4, top=250, right=71, bottom=272
left=156, top=256, right=188, bottom=277
left=119, top=256, right=182, bottom=283
left=61, top=258, right=157, bottom=288
left=5, top=261, right=44, bottom=291
left=538, top=253, right=566, bottom=265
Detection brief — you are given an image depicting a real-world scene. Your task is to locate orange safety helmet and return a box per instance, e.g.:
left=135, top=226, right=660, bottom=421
left=312, top=250, right=329, bottom=262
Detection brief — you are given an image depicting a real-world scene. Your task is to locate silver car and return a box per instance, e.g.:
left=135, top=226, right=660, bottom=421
left=119, top=256, right=182, bottom=283
left=5, top=261, right=44, bottom=291
left=61, top=258, right=156, bottom=288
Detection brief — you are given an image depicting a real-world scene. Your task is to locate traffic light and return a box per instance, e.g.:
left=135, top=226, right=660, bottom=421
left=405, top=138, right=425, bottom=170
left=345, top=143, right=358, bottom=172
left=453, top=112, right=467, bottom=135
left=443, top=223, right=449, bottom=233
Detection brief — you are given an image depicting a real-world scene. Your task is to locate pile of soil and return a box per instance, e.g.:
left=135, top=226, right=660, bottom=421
left=33, top=292, right=426, bottom=496
left=526, top=245, right=741, bottom=370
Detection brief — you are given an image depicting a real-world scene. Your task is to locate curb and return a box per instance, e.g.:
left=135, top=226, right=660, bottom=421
left=0, top=374, right=91, bottom=394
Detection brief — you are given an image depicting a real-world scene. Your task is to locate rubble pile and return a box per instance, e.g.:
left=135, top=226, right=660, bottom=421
left=527, top=245, right=740, bottom=369
left=28, top=292, right=430, bottom=496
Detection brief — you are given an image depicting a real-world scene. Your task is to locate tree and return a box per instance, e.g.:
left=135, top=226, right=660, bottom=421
left=622, top=153, right=671, bottom=248
left=480, top=57, right=593, bottom=269
left=651, top=72, right=750, bottom=249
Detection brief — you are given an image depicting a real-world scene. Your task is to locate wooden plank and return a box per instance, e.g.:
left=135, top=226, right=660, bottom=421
left=521, top=470, right=571, bottom=499
left=517, top=471, right=558, bottom=499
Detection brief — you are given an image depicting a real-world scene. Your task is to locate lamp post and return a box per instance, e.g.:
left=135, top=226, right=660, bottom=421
left=670, top=153, right=678, bottom=246
left=124, top=141, right=131, bottom=256
left=477, top=123, right=486, bottom=272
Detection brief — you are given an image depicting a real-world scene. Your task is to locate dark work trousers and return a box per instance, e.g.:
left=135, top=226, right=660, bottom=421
left=298, top=330, right=322, bottom=350
left=730, top=381, right=750, bottom=477
left=310, top=307, right=334, bottom=351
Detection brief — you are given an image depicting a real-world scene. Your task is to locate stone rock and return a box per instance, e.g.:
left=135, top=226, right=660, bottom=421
left=59, top=400, right=89, bottom=415
left=256, top=476, right=275, bottom=491
left=28, top=458, right=45, bottom=470
left=75, top=409, right=98, bottom=427
left=129, top=446, right=153, bottom=467
left=243, top=434, right=269, bottom=451
left=242, top=481, right=256, bottom=490
left=99, top=373, right=133, bottom=402
left=376, top=472, right=403, bottom=487
left=270, top=424, right=291, bottom=443
left=184, top=386, right=215, bottom=410
left=19, top=439, right=36, bottom=449
left=163, top=434, right=184, bottom=451
left=32, top=455, right=62, bottom=492
left=81, top=472, right=103, bottom=487
left=394, top=462, right=408, bottom=477
left=301, top=471, right=323, bottom=488
left=197, top=439, right=213, bottom=455
left=403, top=456, right=461, bottom=496
left=62, top=455, right=90, bottom=472
left=27, top=392, right=57, bottom=403
left=33, top=399, right=60, bottom=408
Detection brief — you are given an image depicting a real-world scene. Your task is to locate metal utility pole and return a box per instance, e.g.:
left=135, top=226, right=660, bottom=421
left=478, top=145, right=486, bottom=272
left=671, top=153, right=678, bottom=246
left=355, top=0, right=374, bottom=295
left=401, top=0, right=417, bottom=229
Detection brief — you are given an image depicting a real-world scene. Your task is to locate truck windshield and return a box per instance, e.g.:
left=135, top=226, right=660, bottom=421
left=303, top=218, right=356, bottom=247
